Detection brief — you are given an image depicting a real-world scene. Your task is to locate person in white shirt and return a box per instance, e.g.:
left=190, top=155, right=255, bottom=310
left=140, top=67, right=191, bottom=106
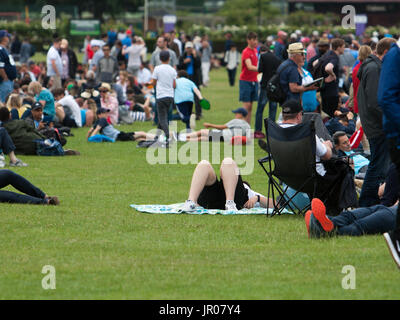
left=52, top=88, right=82, bottom=127
left=137, top=62, right=152, bottom=87
left=147, top=50, right=177, bottom=144
left=181, top=157, right=270, bottom=212
left=46, top=37, right=62, bottom=90
left=224, top=43, right=240, bottom=86
left=122, top=36, right=145, bottom=77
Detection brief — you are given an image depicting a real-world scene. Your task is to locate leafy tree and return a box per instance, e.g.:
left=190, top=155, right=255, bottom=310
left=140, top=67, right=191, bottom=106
left=218, top=0, right=278, bottom=27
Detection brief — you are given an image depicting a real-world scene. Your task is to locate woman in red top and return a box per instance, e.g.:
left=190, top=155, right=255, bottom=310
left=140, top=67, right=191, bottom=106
left=351, top=45, right=372, bottom=114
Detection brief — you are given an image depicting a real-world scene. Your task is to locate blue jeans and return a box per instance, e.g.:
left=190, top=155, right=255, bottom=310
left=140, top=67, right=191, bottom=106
left=255, top=87, right=278, bottom=132
left=0, top=170, right=47, bottom=204
left=359, top=135, right=391, bottom=207
left=331, top=205, right=397, bottom=236
left=0, top=80, right=13, bottom=103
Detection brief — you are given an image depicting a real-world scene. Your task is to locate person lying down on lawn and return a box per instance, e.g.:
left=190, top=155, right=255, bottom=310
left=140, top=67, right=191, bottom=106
left=182, top=157, right=273, bottom=212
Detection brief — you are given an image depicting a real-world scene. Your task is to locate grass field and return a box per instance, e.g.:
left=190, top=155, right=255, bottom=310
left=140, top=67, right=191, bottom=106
left=1, top=65, right=399, bottom=300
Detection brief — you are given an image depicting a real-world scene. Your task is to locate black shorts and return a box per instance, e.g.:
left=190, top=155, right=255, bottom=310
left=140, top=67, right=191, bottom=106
left=197, top=175, right=249, bottom=210
left=116, top=131, right=136, bottom=141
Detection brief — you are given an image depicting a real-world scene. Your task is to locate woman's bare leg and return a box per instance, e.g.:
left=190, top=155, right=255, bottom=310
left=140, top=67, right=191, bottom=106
left=219, top=157, right=239, bottom=201
left=188, top=160, right=217, bottom=203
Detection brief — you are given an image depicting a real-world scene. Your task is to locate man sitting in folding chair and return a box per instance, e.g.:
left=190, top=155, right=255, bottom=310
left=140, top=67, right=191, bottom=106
left=259, top=100, right=357, bottom=216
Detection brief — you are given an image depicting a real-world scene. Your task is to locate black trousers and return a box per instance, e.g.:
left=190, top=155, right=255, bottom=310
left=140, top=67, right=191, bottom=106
left=388, top=138, right=400, bottom=234
left=0, top=127, right=16, bottom=155
left=321, top=94, right=339, bottom=118
left=0, top=170, right=47, bottom=204
left=156, top=97, right=174, bottom=139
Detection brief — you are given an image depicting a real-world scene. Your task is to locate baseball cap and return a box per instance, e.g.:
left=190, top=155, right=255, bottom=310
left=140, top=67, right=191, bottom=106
left=232, top=107, right=248, bottom=117
left=0, top=30, right=11, bottom=39
left=96, top=108, right=110, bottom=115
left=185, top=41, right=194, bottom=49
left=281, top=100, right=303, bottom=114
left=32, top=102, right=43, bottom=111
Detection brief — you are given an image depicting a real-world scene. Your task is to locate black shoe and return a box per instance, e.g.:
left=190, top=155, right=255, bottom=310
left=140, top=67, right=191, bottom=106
left=258, top=139, right=269, bottom=152
left=384, top=231, right=400, bottom=269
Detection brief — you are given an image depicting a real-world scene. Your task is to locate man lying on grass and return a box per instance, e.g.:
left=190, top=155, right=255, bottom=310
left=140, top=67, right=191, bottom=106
left=87, top=107, right=151, bottom=142
left=177, top=107, right=251, bottom=142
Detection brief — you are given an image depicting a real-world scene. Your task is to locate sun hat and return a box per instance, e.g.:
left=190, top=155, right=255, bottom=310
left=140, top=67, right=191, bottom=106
left=287, top=42, right=306, bottom=54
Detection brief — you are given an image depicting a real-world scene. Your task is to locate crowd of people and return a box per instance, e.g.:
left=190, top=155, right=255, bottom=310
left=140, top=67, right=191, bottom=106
left=0, top=26, right=399, bottom=268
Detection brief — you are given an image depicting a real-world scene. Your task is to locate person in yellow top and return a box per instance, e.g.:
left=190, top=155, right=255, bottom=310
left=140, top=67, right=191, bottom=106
left=6, top=93, right=27, bottom=120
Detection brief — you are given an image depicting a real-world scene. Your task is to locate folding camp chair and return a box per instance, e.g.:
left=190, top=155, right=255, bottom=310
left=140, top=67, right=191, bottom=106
left=258, top=118, right=356, bottom=216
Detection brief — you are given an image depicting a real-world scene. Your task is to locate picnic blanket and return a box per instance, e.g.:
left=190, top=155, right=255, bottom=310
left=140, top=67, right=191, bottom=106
left=130, top=203, right=293, bottom=215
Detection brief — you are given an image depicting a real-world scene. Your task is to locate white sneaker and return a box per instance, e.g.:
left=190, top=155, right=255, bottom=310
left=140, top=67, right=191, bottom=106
left=0, top=153, right=5, bottom=168
left=190, top=114, right=196, bottom=130
left=225, top=200, right=237, bottom=211
left=9, top=158, right=28, bottom=167
left=177, top=133, right=187, bottom=142
left=182, top=200, right=196, bottom=212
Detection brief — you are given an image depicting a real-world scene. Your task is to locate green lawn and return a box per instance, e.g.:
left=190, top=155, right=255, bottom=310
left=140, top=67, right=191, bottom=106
left=0, top=66, right=399, bottom=300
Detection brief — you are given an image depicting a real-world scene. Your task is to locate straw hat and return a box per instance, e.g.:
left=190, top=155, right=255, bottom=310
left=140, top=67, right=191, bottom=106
left=287, top=42, right=306, bottom=54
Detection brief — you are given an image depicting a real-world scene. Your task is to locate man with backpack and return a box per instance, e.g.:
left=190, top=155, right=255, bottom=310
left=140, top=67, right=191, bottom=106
left=311, top=38, right=345, bottom=118
left=274, top=43, right=318, bottom=105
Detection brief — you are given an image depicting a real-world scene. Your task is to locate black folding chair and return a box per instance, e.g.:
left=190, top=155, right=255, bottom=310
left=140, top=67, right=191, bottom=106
left=258, top=118, right=356, bottom=216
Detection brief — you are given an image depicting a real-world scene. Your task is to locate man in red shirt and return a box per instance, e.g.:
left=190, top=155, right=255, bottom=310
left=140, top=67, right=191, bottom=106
left=239, top=32, right=259, bottom=124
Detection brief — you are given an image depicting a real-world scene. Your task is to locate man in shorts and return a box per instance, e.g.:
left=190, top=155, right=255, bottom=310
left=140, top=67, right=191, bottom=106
left=239, top=32, right=259, bottom=124
left=178, top=107, right=251, bottom=142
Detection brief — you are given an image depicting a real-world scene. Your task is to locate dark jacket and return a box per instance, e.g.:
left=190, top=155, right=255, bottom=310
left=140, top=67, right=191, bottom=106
left=178, top=52, right=202, bottom=86
left=2, top=119, right=45, bottom=155
left=378, top=42, right=400, bottom=145
left=357, top=54, right=384, bottom=139
left=325, top=117, right=355, bottom=136
left=258, top=51, right=282, bottom=89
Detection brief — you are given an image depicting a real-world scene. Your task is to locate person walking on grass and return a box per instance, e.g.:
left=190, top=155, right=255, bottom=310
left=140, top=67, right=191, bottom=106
left=147, top=50, right=177, bottom=146
left=239, top=32, right=259, bottom=124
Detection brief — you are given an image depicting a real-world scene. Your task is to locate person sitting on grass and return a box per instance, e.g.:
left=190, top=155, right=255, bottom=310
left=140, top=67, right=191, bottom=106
left=0, top=107, right=79, bottom=156
left=0, top=169, right=59, bottom=205
left=0, top=127, right=27, bottom=167
left=182, top=157, right=271, bottom=212
left=305, top=164, right=399, bottom=238
left=178, top=107, right=251, bottom=142
left=87, top=107, right=152, bottom=142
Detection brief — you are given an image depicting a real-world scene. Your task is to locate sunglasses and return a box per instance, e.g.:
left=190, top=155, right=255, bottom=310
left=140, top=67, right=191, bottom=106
left=99, top=90, right=108, bottom=93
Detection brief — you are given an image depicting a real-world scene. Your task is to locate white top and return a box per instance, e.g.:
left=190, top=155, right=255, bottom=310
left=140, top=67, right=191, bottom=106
left=125, top=44, right=144, bottom=67
left=280, top=122, right=327, bottom=176
left=152, top=64, right=177, bottom=99
left=46, top=46, right=62, bottom=77
left=138, top=67, right=152, bottom=86
left=57, top=95, right=82, bottom=127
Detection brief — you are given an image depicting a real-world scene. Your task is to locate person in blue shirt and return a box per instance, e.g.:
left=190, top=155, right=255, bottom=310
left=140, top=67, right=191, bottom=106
left=0, top=30, right=17, bottom=103
left=174, top=70, right=203, bottom=130
left=378, top=41, right=400, bottom=268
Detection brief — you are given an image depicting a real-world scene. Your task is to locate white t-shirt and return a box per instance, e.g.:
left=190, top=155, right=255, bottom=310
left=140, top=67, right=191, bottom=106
left=138, top=67, right=152, bottom=86
left=152, top=64, right=177, bottom=99
left=125, top=44, right=144, bottom=67
left=46, top=46, right=62, bottom=77
left=280, top=122, right=327, bottom=176
left=57, top=95, right=82, bottom=127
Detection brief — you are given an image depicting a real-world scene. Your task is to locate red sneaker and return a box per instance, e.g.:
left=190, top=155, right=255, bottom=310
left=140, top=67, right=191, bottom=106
left=311, top=198, right=334, bottom=232
left=254, top=131, right=265, bottom=139
left=305, top=210, right=312, bottom=238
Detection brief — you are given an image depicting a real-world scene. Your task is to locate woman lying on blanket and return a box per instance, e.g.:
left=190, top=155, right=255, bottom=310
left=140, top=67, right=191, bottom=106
left=182, top=157, right=272, bottom=212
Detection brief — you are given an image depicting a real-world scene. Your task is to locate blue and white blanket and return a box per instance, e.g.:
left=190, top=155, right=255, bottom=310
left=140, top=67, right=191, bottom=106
left=130, top=203, right=293, bottom=215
